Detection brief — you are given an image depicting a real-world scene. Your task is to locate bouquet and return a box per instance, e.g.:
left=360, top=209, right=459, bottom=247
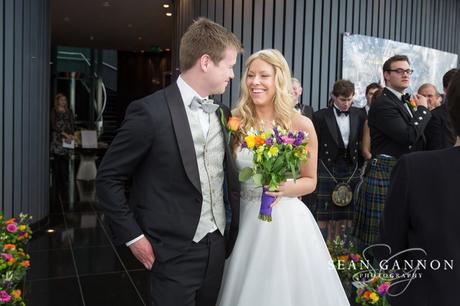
left=0, top=213, right=32, bottom=306
left=327, top=236, right=362, bottom=286
left=355, top=275, right=391, bottom=306
left=239, top=126, right=309, bottom=221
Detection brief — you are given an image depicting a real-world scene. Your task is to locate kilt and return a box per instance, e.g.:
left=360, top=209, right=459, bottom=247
left=353, top=155, right=397, bottom=249
left=311, top=158, right=362, bottom=221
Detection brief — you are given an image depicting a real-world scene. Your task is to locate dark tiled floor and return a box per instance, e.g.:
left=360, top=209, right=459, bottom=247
left=24, top=168, right=149, bottom=305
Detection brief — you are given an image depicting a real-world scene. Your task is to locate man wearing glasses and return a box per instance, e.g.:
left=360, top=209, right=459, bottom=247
left=353, top=55, right=430, bottom=251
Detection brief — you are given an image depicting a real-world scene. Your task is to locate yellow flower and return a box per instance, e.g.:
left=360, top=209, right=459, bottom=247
left=268, top=146, right=279, bottom=157
left=369, top=292, right=379, bottom=303
left=245, top=135, right=256, bottom=149
left=19, top=225, right=26, bottom=231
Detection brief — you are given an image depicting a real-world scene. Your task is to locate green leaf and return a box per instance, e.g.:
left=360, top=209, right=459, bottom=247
left=253, top=173, right=263, bottom=186
left=239, top=167, right=253, bottom=182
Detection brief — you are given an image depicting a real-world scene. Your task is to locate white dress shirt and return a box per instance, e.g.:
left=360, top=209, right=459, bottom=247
left=333, top=104, right=350, bottom=148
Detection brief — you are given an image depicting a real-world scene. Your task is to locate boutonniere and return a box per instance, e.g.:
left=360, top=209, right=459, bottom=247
left=219, top=109, right=241, bottom=144
left=403, top=94, right=417, bottom=111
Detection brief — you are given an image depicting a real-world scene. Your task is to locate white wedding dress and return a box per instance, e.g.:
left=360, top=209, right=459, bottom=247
left=218, top=149, right=349, bottom=306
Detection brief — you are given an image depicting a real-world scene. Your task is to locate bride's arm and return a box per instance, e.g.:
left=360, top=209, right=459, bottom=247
left=266, top=114, right=318, bottom=198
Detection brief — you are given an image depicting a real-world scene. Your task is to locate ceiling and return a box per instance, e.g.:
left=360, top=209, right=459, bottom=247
left=52, top=0, right=175, bottom=51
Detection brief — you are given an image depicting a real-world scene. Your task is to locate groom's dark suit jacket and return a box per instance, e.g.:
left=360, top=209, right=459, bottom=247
left=96, top=83, right=240, bottom=262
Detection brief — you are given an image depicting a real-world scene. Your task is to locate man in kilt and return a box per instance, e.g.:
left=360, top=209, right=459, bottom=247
left=312, top=80, right=366, bottom=242
left=353, top=55, right=431, bottom=251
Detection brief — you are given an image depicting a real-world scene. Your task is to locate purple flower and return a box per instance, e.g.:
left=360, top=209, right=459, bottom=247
left=0, top=291, right=11, bottom=302
left=6, top=223, right=17, bottom=233
left=350, top=253, right=361, bottom=263
left=265, top=137, right=274, bottom=146
left=293, top=138, right=302, bottom=146
left=1, top=253, right=13, bottom=261
left=241, top=139, right=247, bottom=148
left=377, top=282, right=391, bottom=296
left=288, top=132, right=294, bottom=138
left=297, top=131, right=305, bottom=140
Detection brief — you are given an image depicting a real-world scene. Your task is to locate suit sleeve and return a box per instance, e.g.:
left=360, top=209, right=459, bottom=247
left=424, top=110, right=443, bottom=150
left=370, top=100, right=431, bottom=146
left=312, top=111, right=321, bottom=142
left=379, top=155, right=410, bottom=253
left=96, top=100, right=156, bottom=243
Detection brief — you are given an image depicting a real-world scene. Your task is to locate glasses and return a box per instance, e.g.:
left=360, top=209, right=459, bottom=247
left=387, top=68, right=414, bottom=75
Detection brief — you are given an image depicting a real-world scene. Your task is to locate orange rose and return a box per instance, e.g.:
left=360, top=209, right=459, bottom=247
left=6, top=218, right=15, bottom=225
left=338, top=255, right=349, bottom=262
left=363, top=290, right=371, bottom=300
left=3, top=244, right=16, bottom=250
left=409, top=97, right=417, bottom=108
left=21, top=260, right=30, bottom=267
left=255, top=136, right=265, bottom=147
left=227, top=116, right=240, bottom=132
left=12, top=289, right=21, bottom=299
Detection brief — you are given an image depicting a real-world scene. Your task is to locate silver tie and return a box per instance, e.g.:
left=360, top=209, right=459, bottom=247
left=189, top=96, right=219, bottom=113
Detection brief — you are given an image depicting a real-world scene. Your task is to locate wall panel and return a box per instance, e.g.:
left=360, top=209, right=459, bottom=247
left=174, top=0, right=460, bottom=109
left=0, top=0, right=50, bottom=219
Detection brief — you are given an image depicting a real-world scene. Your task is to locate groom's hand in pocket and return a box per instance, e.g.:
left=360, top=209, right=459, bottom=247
left=129, top=237, right=155, bottom=270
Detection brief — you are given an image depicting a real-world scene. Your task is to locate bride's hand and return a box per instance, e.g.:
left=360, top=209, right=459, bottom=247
left=265, top=180, right=298, bottom=207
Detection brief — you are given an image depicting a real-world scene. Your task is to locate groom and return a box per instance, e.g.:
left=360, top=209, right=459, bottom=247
left=96, top=18, right=242, bottom=306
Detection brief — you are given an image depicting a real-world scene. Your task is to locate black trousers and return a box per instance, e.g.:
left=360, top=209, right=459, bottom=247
left=149, top=231, right=225, bottom=306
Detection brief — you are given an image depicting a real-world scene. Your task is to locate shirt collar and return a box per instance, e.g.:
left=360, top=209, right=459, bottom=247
left=386, top=86, right=406, bottom=101
left=176, top=75, right=208, bottom=108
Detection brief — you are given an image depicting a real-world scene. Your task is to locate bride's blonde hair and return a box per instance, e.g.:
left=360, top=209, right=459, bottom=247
left=233, top=49, right=294, bottom=145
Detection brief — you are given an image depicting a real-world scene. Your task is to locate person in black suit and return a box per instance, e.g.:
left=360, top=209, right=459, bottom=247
left=379, top=69, right=460, bottom=306
left=353, top=55, right=430, bottom=251
left=96, top=18, right=242, bottom=306
left=312, top=80, right=366, bottom=242
left=425, top=68, right=458, bottom=150
left=291, top=77, right=314, bottom=119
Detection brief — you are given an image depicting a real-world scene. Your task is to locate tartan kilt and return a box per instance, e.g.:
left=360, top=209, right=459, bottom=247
left=353, top=155, right=397, bottom=248
left=311, top=159, right=362, bottom=221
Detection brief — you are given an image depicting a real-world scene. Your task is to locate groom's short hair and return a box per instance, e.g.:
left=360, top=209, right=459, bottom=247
left=179, top=17, right=243, bottom=72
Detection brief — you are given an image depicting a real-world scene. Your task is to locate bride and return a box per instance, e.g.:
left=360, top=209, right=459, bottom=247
left=218, top=49, right=349, bottom=306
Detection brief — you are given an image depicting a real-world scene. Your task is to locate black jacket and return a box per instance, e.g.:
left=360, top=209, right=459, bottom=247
left=425, top=101, right=455, bottom=150
left=380, top=146, right=460, bottom=305
left=313, top=106, right=366, bottom=167
left=368, top=87, right=431, bottom=158
left=96, top=83, right=240, bottom=261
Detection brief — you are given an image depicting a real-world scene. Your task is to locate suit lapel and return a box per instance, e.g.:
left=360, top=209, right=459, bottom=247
left=349, top=108, right=358, bottom=144
left=325, top=107, right=340, bottom=146
left=383, top=88, right=411, bottom=122
left=164, top=84, right=202, bottom=193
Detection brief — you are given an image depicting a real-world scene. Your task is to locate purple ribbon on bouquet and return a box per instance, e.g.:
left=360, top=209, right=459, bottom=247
left=259, top=187, right=276, bottom=222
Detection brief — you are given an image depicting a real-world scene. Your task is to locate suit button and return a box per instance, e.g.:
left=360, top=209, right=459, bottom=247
left=414, top=122, right=419, bottom=126
left=325, top=151, right=329, bottom=155
left=408, top=145, right=412, bottom=149
left=418, top=116, right=423, bottom=120
left=353, top=156, right=356, bottom=160
left=423, top=111, right=427, bottom=114
left=327, top=158, right=331, bottom=162
left=324, top=143, right=328, bottom=147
